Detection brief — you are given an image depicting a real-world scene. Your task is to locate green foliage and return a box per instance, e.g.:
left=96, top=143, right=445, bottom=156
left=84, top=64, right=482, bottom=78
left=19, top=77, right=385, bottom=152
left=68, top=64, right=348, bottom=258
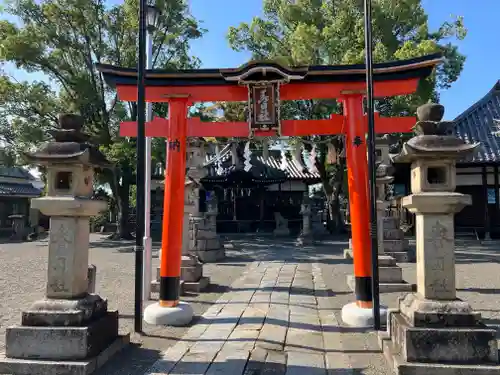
left=227, top=0, right=467, bottom=115
left=0, top=0, right=204, bottom=237
left=225, top=0, right=467, bottom=232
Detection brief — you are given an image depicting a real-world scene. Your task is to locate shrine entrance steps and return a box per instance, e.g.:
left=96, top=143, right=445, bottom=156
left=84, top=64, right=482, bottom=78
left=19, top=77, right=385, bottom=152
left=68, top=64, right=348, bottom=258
left=143, top=258, right=355, bottom=374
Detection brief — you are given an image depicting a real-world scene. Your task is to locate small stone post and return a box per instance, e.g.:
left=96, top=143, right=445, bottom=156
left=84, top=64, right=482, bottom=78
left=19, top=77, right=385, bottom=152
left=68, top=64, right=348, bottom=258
left=296, top=192, right=314, bottom=245
left=8, top=214, right=26, bottom=241
left=380, top=103, right=500, bottom=374
left=0, top=114, right=127, bottom=374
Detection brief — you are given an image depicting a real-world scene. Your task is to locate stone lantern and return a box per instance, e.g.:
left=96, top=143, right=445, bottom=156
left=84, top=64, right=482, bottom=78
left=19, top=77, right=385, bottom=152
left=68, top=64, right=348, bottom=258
left=0, top=114, right=126, bottom=374
left=380, top=104, right=500, bottom=374
left=375, top=162, right=413, bottom=293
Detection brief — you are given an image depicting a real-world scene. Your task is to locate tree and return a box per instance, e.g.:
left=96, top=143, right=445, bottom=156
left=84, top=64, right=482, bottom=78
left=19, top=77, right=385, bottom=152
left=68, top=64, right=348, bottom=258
left=225, top=0, right=466, bottom=232
left=0, top=0, right=203, bottom=238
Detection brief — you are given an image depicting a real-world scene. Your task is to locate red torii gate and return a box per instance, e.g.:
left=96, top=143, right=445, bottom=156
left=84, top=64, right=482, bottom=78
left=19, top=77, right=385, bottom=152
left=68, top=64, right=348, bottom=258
left=97, top=53, right=441, bottom=319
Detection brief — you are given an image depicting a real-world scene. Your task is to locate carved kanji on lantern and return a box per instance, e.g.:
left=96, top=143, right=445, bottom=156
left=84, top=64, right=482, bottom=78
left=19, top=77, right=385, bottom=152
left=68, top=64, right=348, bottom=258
left=248, top=82, right=280, bottom=134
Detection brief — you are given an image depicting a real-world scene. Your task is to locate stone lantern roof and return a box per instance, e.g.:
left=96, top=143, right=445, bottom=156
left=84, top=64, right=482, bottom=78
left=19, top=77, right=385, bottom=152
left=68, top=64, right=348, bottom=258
left=393, top=103, right=479, bottom=163
left=24, top=114, right=110, bottom=167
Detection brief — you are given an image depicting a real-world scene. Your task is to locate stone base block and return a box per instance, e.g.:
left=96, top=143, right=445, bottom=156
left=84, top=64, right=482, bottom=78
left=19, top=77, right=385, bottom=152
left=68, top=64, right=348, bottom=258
left=22, top=294, right=108, bottom=327
left=389, top=311, right=497, bottom=363
left=379, top=266, right=403, bottom=283
left=383, top=217, right=399, bottom=230
left=195, top=238, right=221, bottom=251
left=385, top=251, right=414, bottom=263
left=143, top=301, right=193, bottom=326
left=183, top=276, right=210, bottom=293
left=6, top=312, right=119, bottom=360
left=379, top=294, right=500, bottom=375
left=379, top=282, right=415, bottom=293
left=380, top=332, right=500, bottom=375
left=181, top=265, right=203, bottom=282
left=195, top=248, right=225, bottom=263
left=384, top=239, right=409, bottom=252
left=0, top=335, right=129, bottom=375
left=346, top=274, right=414, bottom=294
left=384, top=229, right=405, bottom=240
left=398, top=293, right=481, bottom=328
left=378, top=255, right=397, bottom=267
left=344, top=253, right=397, bottom=266
left=341, top=301, right=388, bottom=328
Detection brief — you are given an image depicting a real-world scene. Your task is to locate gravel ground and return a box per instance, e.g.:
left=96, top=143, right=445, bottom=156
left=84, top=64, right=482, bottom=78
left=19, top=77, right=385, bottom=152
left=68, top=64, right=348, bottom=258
left=0, top=234, right=252, bottom=375
left=318, top=238, right=500, bottom=374
left=2, top=235, right=500, bottom=375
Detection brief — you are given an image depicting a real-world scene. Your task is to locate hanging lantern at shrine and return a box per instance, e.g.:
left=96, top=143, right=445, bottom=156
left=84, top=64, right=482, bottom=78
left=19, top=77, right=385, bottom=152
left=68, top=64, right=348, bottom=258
left=309, top=144, right=318, bottom=174
left=327, top=142, right=337, bottom=164
left=279, top=142, right=288, bottom=171
left=243, top=141, right=251, bottom=171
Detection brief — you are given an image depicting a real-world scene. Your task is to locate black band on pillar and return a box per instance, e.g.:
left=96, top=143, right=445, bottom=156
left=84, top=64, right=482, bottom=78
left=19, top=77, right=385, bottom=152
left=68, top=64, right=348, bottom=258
left=355, top=276, right=372, bottom=302
left=159, top=276, right=180, bottom=302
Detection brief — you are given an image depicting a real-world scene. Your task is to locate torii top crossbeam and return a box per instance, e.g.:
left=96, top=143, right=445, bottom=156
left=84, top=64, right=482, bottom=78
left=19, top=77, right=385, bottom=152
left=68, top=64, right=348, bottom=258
left=96, top=53, right=441, bottom=138
left=97, top=53, right=441, bottom=103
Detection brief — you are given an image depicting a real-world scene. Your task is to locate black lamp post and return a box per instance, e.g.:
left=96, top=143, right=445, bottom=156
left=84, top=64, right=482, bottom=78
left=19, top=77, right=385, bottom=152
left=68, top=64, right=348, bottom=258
left=364, top=0, right=381, bottom=330
left=134, top=0, right=147, bottom=333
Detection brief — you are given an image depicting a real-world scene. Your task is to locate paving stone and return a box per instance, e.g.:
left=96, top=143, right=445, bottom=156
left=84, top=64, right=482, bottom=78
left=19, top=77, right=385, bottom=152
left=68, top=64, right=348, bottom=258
left=189, top=340, right=226, bottom=354
left=205, top=349, right=250, bottom=375
left=169, top=351, right=218, bottom=374
left=227, top=329, right=260, bottom=350
left=243, top=347, right=268, bottom=375
left=285, top=328, right=324, bottom=353
left=256, top=324, right=287, bottom=351
left=262, top=350, right=287, bottom=374
left=285, top=351, right=326, bottom=375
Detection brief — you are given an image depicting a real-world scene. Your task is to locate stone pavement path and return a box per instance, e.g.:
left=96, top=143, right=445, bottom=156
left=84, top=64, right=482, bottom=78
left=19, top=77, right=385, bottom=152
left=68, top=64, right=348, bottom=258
left=144, top=259, right=353, bottom=374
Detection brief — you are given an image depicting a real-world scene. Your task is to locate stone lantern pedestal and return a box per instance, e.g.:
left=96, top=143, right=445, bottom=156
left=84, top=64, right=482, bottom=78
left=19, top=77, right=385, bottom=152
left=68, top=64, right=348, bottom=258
left=151, top=141, right=212, bottom=294
left=189, top=192, right=225, bottom=262
left=181, top=180, right=210, bottom=292
left=0, top=114, right=127, bottom=375
left=346, top=163, right=413, bottom=293
left=379, top=104, right=500, bottom=374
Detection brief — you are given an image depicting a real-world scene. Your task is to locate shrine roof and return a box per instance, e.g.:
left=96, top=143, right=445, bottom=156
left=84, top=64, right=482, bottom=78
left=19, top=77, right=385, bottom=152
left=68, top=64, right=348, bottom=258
left=96, top=53, right=442, bottom=88
left=0, top=182, right=42, bottom=197
left=0, top=166, right=36, bottom=180
left=453, top=80, right=500, bottom=164
left=202, top=148, right=320, bottom=185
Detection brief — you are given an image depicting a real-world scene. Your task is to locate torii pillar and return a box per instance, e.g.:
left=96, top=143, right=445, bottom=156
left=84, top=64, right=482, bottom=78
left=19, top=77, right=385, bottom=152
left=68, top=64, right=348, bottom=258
left=143, top=97, right=194, bottom=326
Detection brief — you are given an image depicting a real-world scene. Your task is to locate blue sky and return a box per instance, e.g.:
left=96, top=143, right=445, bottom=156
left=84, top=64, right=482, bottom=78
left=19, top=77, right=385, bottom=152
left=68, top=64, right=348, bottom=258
left=4, top=0, right=498, bottom=120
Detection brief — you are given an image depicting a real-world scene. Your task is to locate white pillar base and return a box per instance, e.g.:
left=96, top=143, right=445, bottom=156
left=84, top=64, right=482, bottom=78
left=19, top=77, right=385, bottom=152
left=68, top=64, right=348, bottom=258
left=341, top=301, right=388, bottom=328
left=143, top=301, right=193, bottom=326
left=142, top=236, right=153, bottom=301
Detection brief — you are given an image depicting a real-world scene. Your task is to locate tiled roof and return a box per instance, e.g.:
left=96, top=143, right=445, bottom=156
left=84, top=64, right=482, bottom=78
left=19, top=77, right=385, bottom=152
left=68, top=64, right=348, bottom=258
left=453, top=81, right=500, bottom=163
left=203, top=146, right=320, bottom=184
left=0, top=182, right=42, bottom=197
left=0, top=166, right=36, bottom=180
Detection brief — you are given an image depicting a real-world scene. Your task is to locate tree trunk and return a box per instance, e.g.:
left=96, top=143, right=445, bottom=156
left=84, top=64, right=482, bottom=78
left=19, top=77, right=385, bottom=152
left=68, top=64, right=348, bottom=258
left=107, top=167, right=134, bottom=240
left=326, top=158, right=346, bottom=234
left=315, top=154, right=346, bottom=234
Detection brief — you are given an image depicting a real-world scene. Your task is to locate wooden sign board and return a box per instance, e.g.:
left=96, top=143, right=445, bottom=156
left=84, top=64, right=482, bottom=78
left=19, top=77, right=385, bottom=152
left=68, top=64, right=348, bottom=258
left=249, top=83, right=280, bottom=135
